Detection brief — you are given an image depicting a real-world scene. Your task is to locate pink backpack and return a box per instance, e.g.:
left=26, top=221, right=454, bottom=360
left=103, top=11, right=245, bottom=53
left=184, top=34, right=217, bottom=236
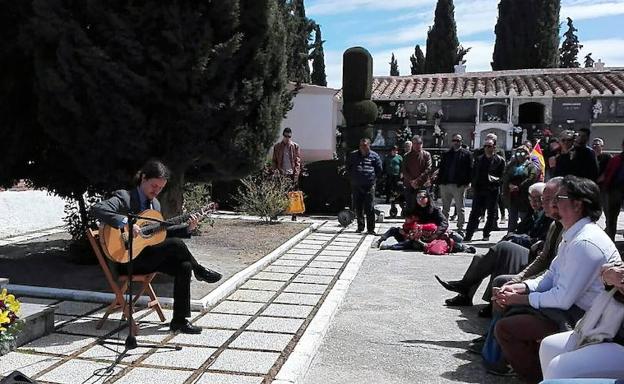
left=424, top=235, right=455, bottom=255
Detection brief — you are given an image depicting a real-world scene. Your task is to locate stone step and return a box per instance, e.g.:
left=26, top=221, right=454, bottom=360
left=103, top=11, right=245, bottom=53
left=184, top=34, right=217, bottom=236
left=0, top=278, right=8, bottom=290
left=15, top=303, right=55, bottom=347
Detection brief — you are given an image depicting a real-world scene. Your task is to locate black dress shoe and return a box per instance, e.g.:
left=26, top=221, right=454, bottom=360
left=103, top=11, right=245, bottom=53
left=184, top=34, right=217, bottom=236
left=467, top=339, right=485, bottom=354
left=170, top=319, right=202, bottom=334
left=195, top=266, right=222, bottom=283
left=355, top=227, right=364, bottom=233
left=444, top=294, right=473, bottom=306
left=434, top=275, right=468, bottom=295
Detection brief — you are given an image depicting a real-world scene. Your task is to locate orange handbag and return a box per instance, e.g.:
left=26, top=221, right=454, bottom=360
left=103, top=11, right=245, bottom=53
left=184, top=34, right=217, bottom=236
left=285, top=191, right=305, bottom=214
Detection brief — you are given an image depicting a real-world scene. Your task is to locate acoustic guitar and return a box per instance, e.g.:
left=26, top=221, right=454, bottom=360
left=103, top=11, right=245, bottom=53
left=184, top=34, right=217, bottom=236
left=99, top=202, right=217, bottom=263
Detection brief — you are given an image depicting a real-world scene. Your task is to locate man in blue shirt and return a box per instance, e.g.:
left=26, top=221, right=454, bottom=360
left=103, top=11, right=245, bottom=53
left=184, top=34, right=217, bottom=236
left=346, top=138, right=383, bottom=234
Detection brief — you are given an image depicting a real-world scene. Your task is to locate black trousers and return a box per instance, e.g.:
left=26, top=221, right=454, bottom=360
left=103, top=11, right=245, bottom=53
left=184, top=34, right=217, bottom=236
left=118, top=238, right=198, bottom=321
left=465, top=188, right=499, bottom=239
left=460, top=241, right=529, bottom=302
left=352, top=184, right=375, bottom=232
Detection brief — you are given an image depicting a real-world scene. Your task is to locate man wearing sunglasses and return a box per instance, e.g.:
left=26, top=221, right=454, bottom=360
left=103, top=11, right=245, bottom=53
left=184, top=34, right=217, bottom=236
left=438, top=134, right=472, bottom=234
left=272, top=127, right=302, bottom=220
left=464, top=139, right=505, bottom=242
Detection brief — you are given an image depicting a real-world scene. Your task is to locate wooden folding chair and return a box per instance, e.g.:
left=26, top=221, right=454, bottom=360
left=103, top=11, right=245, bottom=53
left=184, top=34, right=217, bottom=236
left=86, top=228, right=166, bottom=334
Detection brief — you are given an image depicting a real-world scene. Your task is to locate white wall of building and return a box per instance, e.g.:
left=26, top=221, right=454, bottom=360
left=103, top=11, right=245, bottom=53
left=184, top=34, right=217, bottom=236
left=277, top=84, right=340, bottom=163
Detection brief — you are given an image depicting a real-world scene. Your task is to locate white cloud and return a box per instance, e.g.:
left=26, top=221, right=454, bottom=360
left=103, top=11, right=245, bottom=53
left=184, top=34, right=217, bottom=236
left=579, top=38, right=624, bottom=67
left=561, top=1, right=624, bottom=20
left=308, top=0, right=434, bottom=16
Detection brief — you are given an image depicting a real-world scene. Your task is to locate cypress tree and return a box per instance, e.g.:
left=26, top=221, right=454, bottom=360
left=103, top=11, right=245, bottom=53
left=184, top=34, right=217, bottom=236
left=584, top=53, right=595, bottom=68
left=492, top=0, right=560, bottom=70
left=424, top=0, right=460, bottom=74
left=390, top=53, right=400, bottom=76
left=559, top=17, right=582, bottom=68
left=410, top=44, right=426, bottom=75
left=0, top=0, right=290, bottom=217
left=310, top=24, right=327, bottom=86
left=287, top=0, right=313, bottom=84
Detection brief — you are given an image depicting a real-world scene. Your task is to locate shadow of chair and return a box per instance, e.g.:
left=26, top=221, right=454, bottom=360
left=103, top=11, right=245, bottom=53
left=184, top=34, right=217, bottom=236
left=86, top=228, right=165, bottom=335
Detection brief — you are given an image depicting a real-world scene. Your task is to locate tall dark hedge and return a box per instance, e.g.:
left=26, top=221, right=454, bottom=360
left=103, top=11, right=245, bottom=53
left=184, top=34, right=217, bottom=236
left=342, top=47, right=376, bottom=149
left=286, top=0, right=312, bottom=84
left=390, top=53, right=400, bottom=76
left=492, top=0, right=560, bottom=70
left=559, top=17, right=582, bottom=68
left=310, top=24, right=327, bottom=86
left=424, top=0, right=459, bottom=74
left=0, top=0, right=290, bottom=217
left=410, top=45, right=426, bottom=75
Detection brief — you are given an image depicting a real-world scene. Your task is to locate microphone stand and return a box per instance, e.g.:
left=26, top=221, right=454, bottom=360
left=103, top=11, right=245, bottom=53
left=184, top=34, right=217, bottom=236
left=97, top=210, right=181, bottom=375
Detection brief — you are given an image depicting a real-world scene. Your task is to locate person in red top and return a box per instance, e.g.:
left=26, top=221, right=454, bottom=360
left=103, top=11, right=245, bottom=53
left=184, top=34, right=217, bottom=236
left=597, top=138, right=624, bottom=239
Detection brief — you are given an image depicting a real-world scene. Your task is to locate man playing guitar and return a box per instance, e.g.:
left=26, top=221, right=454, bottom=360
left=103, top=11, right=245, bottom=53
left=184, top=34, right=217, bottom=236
left=92, top=160, right=221, bottom=334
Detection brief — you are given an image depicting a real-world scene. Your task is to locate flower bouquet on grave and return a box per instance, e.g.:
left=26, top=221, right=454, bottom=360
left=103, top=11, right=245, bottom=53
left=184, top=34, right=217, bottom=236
left=0, top=289, right=24, bottom=355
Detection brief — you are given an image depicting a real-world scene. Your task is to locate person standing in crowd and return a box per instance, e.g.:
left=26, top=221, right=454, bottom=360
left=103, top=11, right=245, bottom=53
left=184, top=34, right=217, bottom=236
left=464, top=139, right=505, bottom=242
left=570, top=128, right=599, bottom=181
left=474, top=133, right=507, bottom=228
left=272, top=127, right=302, bottom=220
left=544, top=137, right=561, bottom=180
left=501, top=145, right=539, bottom=233
left=92, top=160, right=222, bottom=334
left=598, top=138, right=624, bottom=240
left=493, top=176, right=621, bottom=383
left=403, top=140, right=413, bottom=155
left=401, top=135, right=432, bottom=213
left=554, top=130, right=575, bottom=178
left=437, top=134, right=472, bottom=235
left=383, top=145, right=402, bottom=205
left=593, top=137, right=612, bottom=217
left=346, top=138, right=383, bottom=234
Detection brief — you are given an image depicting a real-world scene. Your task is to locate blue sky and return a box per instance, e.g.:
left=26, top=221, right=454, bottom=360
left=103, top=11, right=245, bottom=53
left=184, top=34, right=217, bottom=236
left=307, top=0, right=624, bottom=89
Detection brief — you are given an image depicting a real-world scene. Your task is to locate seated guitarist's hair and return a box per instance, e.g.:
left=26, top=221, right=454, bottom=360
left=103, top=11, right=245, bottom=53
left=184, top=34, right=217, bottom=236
left=134, top=160, right=171, bottom=185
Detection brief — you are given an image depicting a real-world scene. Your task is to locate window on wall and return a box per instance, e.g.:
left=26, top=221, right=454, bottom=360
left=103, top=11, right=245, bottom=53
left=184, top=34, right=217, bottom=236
left=441, top=99, right=477, bottom=122
left=480, top=98, right=509, bottom=123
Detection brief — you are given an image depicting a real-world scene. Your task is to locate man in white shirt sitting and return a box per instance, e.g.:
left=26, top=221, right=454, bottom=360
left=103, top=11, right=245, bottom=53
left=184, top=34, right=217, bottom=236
left=492, top=175, right=622, bottom=383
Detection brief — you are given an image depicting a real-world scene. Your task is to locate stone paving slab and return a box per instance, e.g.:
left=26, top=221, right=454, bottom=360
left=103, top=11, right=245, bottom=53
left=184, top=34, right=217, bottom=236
left=140, top=346, right=217, bottom=369
left=115, top=367, right=193, bottom=384
left=170, top=328, right=236, bottom=347
left=195, top=372, right=263, bottom=384
left=230, top=331, right=294, bottom=351
left=315, top=255, right=350, bottom=262
left=253, top=271, right=294, bottom=281
left=265, top=265, right=302, bottom=274
left=38, top=359, right=124, bottom=383
left=272, top=258, right=309, bottom=267
left=284, top=282, right=328, bottom=294
left=285, top=248, right=318, bottom=255
left=20, top=333, right=97, bottom=355
left=274, top=292, right=322, bottom=306
left=56, top=316, right=123, bottom=337
left=299, top=267, right=339, bottom=276
left=241, top=279, right=287, bottom=291
left=279, top=253, right=315, bottom=261
left=293, top=274, right=334, bottom=285
left=227, top=289, right=276, bottom=302
left=212, top=300, right=265, bottom=315
left=209, top=349, right=280, bottom=374
left=308, top=261, right=344, bottom=269
left=247, top=316, right=305, bottom=333
left=0, top=352, right=61, bottom=378
left=262, top=303, right=314, bottom=318
left=55, top=301, right=104, bottom=316
left=194, top=313, right=251, bottom=329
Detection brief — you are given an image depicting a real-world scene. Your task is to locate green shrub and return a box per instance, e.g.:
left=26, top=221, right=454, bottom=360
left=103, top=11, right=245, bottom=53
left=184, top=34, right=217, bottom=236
left=183, top=182, right=214, bottom=231
left=233, top=170, right=292, bottom=223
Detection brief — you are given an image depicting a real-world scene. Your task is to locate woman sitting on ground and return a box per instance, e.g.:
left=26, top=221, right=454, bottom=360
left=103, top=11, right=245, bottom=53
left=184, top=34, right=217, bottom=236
left=376, top=189, right=474, bottom=253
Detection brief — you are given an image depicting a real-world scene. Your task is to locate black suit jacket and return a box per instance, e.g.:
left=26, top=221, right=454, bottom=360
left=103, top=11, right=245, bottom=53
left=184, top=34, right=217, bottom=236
left=92, top=188, right=190, bottom=238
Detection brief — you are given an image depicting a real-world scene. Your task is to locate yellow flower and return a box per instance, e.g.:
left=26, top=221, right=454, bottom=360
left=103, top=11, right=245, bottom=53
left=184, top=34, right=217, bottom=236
left=0, top=310, right=10, bottom=326
left=6, top=296, right=20, bottom=315
left=0, top=288, right=6, bottom=301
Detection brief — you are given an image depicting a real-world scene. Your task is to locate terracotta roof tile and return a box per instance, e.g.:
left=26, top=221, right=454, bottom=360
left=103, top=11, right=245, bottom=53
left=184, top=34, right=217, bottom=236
left=336, top=68, right=624, bottom=100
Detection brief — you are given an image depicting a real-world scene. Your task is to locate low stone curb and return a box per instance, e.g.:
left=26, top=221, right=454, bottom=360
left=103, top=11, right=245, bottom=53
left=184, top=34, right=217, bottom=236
left=8, top=222, right=322, bottom=312
left=272, top=234, right=375, bottom=384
